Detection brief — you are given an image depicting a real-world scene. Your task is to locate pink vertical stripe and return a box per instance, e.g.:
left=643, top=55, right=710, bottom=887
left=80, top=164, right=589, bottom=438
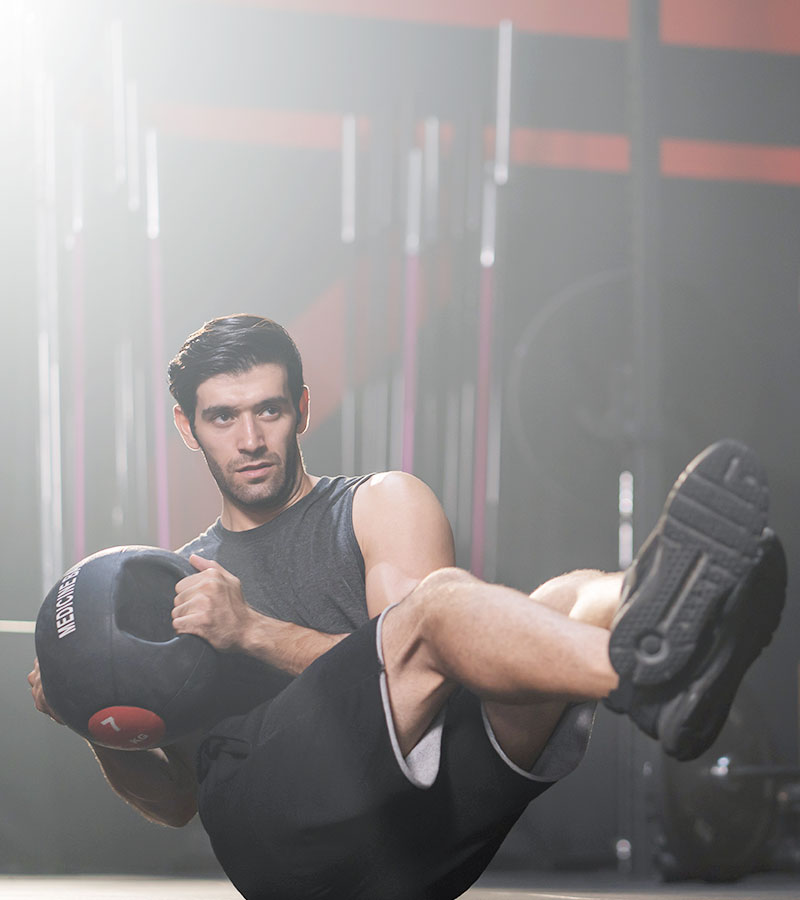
left=401, top=254, right=420, bottom=472
left=470, top=265, right=493, bottom=578
left=71, top=235, right=86, bottom=561
left=149, top=240, right=171, bottom=549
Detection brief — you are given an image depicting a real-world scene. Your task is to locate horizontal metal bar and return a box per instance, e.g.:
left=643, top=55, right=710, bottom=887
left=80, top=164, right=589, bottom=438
left=0, top=621, right=36, bottom=634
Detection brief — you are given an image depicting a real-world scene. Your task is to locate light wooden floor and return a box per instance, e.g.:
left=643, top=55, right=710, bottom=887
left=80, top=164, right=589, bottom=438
left=1, top=874, right=799, bottom=899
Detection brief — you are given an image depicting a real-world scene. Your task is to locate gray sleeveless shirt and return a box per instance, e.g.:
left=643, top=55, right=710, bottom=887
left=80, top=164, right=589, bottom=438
left=177, top=474, right=373, bottom=715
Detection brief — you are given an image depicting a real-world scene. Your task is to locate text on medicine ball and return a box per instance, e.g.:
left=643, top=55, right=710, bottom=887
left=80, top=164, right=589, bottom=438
left=54, top=565, right=82, bottom=639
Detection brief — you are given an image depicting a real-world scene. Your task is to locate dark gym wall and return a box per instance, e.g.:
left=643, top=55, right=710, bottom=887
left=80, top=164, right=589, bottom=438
left=2, top=0, right=799, bottom=876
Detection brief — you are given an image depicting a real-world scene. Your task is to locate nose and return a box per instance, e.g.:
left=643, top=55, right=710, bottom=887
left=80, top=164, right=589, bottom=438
left=237, top=414, right=266, bottom=454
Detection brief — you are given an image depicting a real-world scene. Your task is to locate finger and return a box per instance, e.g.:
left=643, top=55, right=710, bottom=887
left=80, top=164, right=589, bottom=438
left=189, top=553, right=221, bottom=572
left=172, top=598, right=212, bottom=626
left=171, top=611, right=209, bottom=638
left=175, top=563, right=227, bottom=594
left=175, top=568, right=217, bottom=593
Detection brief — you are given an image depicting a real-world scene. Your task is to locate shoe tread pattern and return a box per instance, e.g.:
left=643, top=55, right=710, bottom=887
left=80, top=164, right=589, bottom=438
left=608, top=440, right=768, bottom=687
left=657, top=531, right=787, bottom=760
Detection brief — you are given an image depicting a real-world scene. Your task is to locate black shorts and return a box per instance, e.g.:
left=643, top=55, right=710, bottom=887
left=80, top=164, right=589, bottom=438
left=196, top=611, right=593, bottom=900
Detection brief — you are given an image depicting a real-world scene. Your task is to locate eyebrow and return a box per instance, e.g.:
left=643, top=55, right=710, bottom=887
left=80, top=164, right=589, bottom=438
left=199, top=396, right=289, bottom=421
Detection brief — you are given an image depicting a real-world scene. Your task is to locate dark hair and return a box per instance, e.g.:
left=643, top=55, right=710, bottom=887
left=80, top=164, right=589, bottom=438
left=168, top=315, right=305, bottom=424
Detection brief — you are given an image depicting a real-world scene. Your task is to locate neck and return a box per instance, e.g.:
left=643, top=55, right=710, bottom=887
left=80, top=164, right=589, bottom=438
left=220, top=469, right=319, bottom=531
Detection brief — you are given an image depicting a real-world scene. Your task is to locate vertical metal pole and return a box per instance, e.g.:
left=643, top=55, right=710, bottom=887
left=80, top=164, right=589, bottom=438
left=126, top=78, right=150, bottom=534
left=126, top=80, right=140, bottom=213
left=341, top=114, right=357, bottom=475
left=145, top=128, right=170, bottom=550
left=341, top=115, right=357, bottom=246
left=360, top=113, right=393, bottom=474
left=69, top=124, right=87, bottom=562
left=34, top=60, right=63, bottom=593
left=419, top=116, right=441, bottom=491
left=470, top=167, right=497, bottom=578
left=423, top=117, right=439, bottom=243
left=110, top=20, right=126, bottom=187
left=494, top=20, right=513, bottom=187
left=400, top=148, right=422, bottom=473
left=471, top=20, right=512, bottom=579
left=620, top=0, right=665, bottom=877
left=618, top=471, right=634, bottom=570
left=442, top=121, right=468, bottom=537
left=112, top=340, right=135, bottom=531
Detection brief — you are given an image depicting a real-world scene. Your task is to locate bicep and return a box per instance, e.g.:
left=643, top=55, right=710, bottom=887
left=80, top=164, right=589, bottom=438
left=354, top=472, right=455, bottom=618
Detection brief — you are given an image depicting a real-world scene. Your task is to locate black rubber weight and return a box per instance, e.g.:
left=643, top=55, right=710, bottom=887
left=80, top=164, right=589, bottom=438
left=608, top=440, right=769, bottom=688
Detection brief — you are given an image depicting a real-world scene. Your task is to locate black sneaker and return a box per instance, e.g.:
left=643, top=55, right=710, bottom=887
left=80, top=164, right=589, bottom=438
left=604, top=439, right=787, bottom=760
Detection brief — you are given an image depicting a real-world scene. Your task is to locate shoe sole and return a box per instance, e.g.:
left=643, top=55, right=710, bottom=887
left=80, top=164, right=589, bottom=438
left=608, top=439, right=768, bottom=687
left=658, top=531, right=787, bottom=760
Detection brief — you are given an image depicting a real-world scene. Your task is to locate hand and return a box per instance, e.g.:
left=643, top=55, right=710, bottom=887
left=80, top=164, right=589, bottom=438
left=27, top=658, right=64, bottom=724
left=172, top=555, right=256, bottom=652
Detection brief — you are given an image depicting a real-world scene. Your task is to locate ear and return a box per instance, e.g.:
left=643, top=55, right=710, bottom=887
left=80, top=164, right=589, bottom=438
left=173, top=404, right=200, bottom=450
left=296, top=386, right=310, bottom=435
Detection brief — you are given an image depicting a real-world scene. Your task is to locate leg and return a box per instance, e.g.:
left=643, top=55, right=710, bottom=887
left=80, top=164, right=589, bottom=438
left=380, top=567, right=621, bottom=759
left=483, top=568, right=623, bottom=769
left=605, top=439, right=784, bottom=759
left=385, top=439, right=787, bottom=770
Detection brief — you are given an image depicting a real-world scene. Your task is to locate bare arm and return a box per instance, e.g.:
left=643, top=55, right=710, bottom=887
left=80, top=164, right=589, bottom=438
left=353, top=471, right=456, bottom=616
left=172, top=471, right=455, bottom=669
left=90, top=737, right=199, bottom=827
left=172, top=554, right=347, bottom=676
left=28, top=658, right=198, bottom=828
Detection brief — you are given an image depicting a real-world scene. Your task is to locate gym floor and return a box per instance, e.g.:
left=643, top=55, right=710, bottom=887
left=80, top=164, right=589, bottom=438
left=1, top=873, right=798, bottom=899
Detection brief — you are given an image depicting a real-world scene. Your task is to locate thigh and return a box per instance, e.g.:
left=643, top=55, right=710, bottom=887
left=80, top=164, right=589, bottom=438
left=197, top=618, right=424, bottom=899
left=378, top=581, right=465, bottom=758
left=482, top=572, right=616, bottom=769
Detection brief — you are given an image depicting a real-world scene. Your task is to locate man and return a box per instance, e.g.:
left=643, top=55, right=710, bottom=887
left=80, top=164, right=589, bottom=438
left=30, top=315, right=786, bottom=900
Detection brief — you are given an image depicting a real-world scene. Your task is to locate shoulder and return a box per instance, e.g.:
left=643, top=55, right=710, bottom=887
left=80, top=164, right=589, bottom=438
left=353, top=471, right=441, bottom=515
left=352, top=471, right=451, bottom=547
left=174, top=522, right=221, bottom=560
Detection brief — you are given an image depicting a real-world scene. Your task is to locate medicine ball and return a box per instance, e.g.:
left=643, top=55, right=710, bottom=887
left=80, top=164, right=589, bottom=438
left=35, top=545, right=219, bottom=750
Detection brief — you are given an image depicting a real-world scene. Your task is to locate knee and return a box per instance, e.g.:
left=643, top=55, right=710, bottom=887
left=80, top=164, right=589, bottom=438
left=413, top=566, right=476, bottom=601
left=406, top=567, right=477, bottom=635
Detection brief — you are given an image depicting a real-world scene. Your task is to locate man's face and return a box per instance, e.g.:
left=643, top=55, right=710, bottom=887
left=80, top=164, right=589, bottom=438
left=174, top=363, right=309, bottom=524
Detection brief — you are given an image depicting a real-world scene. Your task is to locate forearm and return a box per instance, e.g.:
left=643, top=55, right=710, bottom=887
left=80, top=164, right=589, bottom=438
left=90, top=740, right=198, bottom=828
left=172, top=559, right=349, bottom=675
left=238, top=612, right=347, bottom=676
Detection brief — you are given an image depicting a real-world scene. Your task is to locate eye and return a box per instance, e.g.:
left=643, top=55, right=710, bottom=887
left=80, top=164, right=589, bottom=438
left=259, top=405, right=281, bottom=418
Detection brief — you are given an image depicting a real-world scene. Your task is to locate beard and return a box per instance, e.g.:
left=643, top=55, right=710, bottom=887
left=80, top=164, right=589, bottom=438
left=200, top=437, right=302, bottom=515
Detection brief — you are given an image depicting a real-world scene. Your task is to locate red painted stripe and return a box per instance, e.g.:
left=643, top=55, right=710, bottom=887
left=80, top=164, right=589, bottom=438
left=150, top=105, right=800, bottom=184
left=662, top=138, right=800, bottom=185
left=661, top=0, right=800, bottom=55
left=511, top=128, right=630, bottom=172
left=196, top=0, right=629, bottom=38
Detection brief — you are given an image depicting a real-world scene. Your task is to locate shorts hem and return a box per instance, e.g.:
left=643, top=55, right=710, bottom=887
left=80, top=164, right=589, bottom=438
left=376, top=604, right=443, bottom=789
left=481, top=701, right=596, bottom=783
